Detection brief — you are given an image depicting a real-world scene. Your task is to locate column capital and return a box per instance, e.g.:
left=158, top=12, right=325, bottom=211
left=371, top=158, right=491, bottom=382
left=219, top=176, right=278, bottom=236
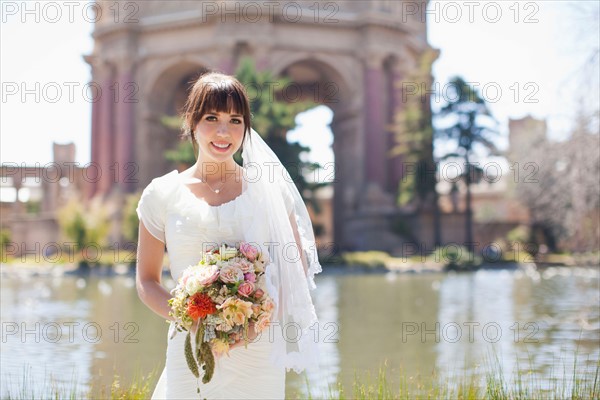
left=114, top=56, right=138, bottom=75
left=392, top=57, right=415, bottom=75
left=361, top=50, right=388, bottom=69
left=84, top=54, right=115, bottom=71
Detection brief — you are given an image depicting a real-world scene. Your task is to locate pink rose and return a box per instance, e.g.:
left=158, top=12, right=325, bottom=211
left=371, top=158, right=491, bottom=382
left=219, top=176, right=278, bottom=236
left=239, top=259, right=254, bottom=273
left=239, top=242, right=259, bottom=262
left=244, top=272, right=256, bottom=282
left=254, top=289, right=264, bottom=299
left=237, top=281, right=255, bottom=297
left=219, top=265, right=244, bottom=284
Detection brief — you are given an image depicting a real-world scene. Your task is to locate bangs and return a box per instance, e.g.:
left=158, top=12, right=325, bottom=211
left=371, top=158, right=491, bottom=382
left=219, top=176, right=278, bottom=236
left=198, top=81, right=246, bottom=117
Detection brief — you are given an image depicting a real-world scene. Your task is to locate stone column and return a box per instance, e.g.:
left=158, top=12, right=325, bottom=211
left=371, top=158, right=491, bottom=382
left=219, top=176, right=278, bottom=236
left=96, top=63, right=116, bottom=196
left=387, top=60, right=408, bottom=195
left=87, top=56, right=102, bottom=198
left=41, top=172, right=58, bottom=214
left=363, top=53, right=387, bottom=190
left=114, top=60, right=136, bottom=193
left=330, top=107, right=359, bottom=251
left=12, top=171, right=23, bottom=214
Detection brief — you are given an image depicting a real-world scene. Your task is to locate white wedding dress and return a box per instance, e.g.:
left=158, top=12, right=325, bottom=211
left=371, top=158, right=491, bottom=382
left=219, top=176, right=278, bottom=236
left=136, top=170, right=286, bottom=399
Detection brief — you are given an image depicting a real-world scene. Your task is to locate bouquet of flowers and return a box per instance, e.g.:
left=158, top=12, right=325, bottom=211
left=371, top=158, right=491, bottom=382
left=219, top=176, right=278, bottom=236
left=168, top=242, right=275, bottom=384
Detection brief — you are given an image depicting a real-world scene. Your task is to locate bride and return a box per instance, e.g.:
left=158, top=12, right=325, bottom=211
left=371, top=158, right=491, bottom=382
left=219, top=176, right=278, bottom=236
left=135, top=71, right=322, bottom=399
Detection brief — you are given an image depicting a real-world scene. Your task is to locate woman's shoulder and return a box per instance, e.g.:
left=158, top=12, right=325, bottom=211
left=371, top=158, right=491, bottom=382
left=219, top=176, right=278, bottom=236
left=151, top=169, right=179, bottom=184
left=143, top=170, right=180, bottom=199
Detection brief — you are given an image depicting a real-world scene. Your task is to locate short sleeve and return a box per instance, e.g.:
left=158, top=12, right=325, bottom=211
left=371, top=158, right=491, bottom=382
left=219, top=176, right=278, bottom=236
left=136, top=180, right=166, bottom=243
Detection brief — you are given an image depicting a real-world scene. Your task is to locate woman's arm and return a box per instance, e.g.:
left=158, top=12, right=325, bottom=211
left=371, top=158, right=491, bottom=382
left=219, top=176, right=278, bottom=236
left=136, top=221, right=173, bottom=321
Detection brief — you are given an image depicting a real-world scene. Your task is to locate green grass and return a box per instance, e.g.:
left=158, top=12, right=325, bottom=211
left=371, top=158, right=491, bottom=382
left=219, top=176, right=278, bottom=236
left=293, top=351, right=600, bottom=400
left=2, top=366, right=158, bottom=400
left=4, top=354, right=599, bottom=400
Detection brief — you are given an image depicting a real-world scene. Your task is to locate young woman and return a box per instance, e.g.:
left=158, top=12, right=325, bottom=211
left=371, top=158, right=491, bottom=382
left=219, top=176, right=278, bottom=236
left=136, top=72, right=322, bottom=399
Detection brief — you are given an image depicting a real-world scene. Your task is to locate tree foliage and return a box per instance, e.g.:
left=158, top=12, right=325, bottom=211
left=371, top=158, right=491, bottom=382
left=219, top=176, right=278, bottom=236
left=389, top=49, right=438, bottom=208
left=56, top=196, right=111, bottom=253
left=434, top=76, right=500, bottom=250
left=435, top=76, right=500, bottom=160
left=509, top=106, right=600, bottom=252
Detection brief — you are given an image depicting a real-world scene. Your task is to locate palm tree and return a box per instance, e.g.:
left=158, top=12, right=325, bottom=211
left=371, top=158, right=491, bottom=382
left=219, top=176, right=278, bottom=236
left=435, top=77, right=499, bottom=252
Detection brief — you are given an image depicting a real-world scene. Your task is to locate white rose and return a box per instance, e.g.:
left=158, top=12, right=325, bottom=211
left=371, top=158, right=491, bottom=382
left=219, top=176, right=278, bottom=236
left=185, top=276, right=202, bottom=296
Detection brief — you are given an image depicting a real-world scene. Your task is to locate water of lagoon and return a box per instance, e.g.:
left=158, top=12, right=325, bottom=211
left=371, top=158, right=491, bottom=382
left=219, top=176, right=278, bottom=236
left=1, top=265, right=598, bottom=398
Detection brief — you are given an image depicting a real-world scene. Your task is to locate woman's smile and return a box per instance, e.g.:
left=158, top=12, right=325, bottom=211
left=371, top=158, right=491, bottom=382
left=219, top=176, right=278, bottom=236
left=211, top=141, right=232, bottom=152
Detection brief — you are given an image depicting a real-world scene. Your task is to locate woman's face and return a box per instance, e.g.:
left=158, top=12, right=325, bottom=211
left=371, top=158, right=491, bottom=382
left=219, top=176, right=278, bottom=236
left=194, top=110, right=245, bottom=164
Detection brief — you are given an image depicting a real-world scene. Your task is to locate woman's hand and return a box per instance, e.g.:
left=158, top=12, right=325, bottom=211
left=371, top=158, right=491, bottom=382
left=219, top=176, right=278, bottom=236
left=212, top=321, right=259, bottom=359
left=230, top=321, right=259, bottom=350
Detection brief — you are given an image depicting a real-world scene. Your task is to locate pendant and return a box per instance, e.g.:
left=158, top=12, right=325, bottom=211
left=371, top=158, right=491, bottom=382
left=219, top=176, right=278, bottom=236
left=214, top=189, right=220, bottom=194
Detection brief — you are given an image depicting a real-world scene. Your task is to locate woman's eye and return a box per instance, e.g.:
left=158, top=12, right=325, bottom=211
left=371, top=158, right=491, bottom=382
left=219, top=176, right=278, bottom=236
left=231, top=119, right=242, bottom=124
left=206, top=116, right=217, bottom=121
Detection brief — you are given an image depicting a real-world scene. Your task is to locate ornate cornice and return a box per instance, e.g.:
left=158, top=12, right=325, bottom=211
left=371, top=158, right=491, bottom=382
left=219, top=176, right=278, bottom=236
left=90, top=5, right=427, bottom=39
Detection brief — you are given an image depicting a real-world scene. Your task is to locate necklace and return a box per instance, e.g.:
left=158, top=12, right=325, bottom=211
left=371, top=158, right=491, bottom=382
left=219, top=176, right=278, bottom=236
left=189, top=167, right=240, bottom=194
left=200, top=175, right=228, bottom=194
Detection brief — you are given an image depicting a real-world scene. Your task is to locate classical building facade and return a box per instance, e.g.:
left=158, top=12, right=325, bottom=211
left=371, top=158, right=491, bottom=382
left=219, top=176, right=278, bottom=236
left=85, top=0, right=438, bottom=252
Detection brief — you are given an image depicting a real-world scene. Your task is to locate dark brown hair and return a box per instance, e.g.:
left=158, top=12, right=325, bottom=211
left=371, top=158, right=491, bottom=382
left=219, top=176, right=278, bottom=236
left=181, top=71, right=252, bottom=156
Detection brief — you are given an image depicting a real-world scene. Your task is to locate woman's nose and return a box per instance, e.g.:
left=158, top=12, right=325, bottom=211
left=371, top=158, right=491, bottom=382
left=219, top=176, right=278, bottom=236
left=216, top=122, right=229, bottom=135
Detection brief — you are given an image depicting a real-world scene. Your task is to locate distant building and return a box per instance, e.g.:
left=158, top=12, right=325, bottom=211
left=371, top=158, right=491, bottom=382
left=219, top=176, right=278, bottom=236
left=508, top=115, right=547, bottom=152
left=433, top=115, right=549, bottom=252
left=1, top=143, right=93, bottom=258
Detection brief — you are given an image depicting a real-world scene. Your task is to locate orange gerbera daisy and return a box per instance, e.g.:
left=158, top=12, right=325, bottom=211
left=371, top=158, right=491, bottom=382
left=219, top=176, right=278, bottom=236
left=187, top=293, right=217, bottom=320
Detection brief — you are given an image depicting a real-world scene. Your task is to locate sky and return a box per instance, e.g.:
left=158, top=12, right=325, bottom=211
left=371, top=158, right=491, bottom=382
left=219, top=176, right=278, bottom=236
left=1, top=1, right=598, bottom=169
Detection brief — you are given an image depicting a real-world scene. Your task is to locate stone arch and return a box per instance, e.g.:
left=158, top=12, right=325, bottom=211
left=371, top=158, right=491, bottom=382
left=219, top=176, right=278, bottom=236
left=272, top=57, right=361, bottom=250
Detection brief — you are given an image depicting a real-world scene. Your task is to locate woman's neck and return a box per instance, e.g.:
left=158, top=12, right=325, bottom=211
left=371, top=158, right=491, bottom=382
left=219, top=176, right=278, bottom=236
left=192, top=160, right=240, bottom=184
